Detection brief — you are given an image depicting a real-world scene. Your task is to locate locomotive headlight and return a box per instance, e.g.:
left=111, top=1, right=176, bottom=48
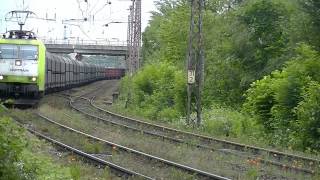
left=31, top=77, right=37, bottom=82
left=15, top=60, right=22, bottom=66
left=0, top=75, right=3, bottom=80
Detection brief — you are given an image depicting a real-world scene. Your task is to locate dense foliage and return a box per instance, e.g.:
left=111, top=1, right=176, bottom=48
left=244, top=45, right=320, bottom=150
left=120, top=62, right=185, bottom=121
left=0, top=114, right=71, bottom=179
left=119, top=0, right=320, bottom=151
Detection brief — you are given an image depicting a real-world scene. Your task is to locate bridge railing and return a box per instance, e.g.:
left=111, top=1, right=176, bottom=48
left=41, top=38, right=127, bottom=47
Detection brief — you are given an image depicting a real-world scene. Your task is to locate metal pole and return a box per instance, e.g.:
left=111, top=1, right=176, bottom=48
left=196, top=0, right=204, bottom=126
left=186, top=0, right=205, bottom=127
left=126, top=0, right=141, bottom=107
left=187, top=0, right=196, bottom=125
left=127, top=0, right=141, bottom=74
left=125, top=6, right=133, bottom=108
left=133, top=0, right=141, bottom=72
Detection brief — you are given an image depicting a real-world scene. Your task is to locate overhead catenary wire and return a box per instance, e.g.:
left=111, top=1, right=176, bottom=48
left=89, top=0, right=101, bottom=14
left=76, top=0, right=86, bottom=18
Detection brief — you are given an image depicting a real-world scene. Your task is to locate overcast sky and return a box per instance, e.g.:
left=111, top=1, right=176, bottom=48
left=0, top=0, right=157, bottom=42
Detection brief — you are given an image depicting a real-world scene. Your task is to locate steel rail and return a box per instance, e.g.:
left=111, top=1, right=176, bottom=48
left=26, top=127, right=154, bottom=180
left=90, top=98, right=319, bottom=167
left=36, top=113, right=231, bottom=180
left=60, top=80, right=317, bottom=175
left=68, top=96, right=315, bottom=175
left=2, top=109, right=153, bottom=180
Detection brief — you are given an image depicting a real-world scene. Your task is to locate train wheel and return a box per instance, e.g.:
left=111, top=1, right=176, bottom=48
left=38, top=92, right=45, bottom=98
left=33, top=92, right=44, bottom=99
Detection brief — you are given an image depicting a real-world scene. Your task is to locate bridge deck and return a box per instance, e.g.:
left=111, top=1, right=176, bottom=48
left=43, top=39, right=128, bottom=56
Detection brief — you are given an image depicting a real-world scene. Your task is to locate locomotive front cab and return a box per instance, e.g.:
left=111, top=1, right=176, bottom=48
left=0, top=32, right=45, bottom=98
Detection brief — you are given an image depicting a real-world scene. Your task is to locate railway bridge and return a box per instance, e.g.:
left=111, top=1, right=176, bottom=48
left=43, top=39, right=127, bottom=56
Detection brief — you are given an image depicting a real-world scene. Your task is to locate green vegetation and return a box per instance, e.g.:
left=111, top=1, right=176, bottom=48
left=2, top=105, right=119, bottom=180
left=202, top=105, right=260, bottom=139
left=41, top=98, right=308, bottom=179
left=244, top=45, right=320, bottom=150
left=0, top=105, right=115, bottom=180
left=0, top=113, right=71, bottom=180
left=118, top=0, right=320, bottom=152
left=121, top=62, right=186, bottom=121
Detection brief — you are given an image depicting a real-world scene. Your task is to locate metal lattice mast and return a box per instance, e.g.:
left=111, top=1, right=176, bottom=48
left=127, top=13, right=130, bottom=74
left=127, top=0, right=141, bottom=75
left=133, top=0, right=141, bottom=71
left=127, top=5, right=134, bottom=76
left=186, top=0, right=205, bottom=126
left=126, top=0, right=141, bottom=108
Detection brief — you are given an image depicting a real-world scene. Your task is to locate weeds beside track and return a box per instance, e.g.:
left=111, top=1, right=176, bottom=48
left=62, top=80, right=318, bottom=176
left=35, top=112, right=231, bottom=180
left=61, top=80, right=318, bottom=179
left=68, top=95, right=317, bottom=178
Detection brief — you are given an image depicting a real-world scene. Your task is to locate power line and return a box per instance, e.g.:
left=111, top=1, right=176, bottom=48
left=76, top=0, right=86, bottom=18
left=89, top=0, right=101, bottom=14
left=93, top=0, right=112, bottom=16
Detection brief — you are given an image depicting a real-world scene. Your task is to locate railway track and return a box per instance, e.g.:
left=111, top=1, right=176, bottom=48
left=63, top=81, right=318, bottom=176
left=25, top=125, right=153, bottom=180
left=1, top=107, right=152, bottom=180
left=32, top=112, right=230, bottom=180
left=91, top=97, right=319, bottom=171
left=69, top=95, right=317, bottom=177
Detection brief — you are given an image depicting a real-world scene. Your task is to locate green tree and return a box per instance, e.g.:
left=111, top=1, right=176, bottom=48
left=130, top=0, right=320, bottom=148
left=142, top=0, right=189, bottom=67
left=238, top=0, right=289, bottom=77
left=121, top=62, right=186, bottom=121
left=300, top=0, right=320, bottom=49
left=295, top=82, right=320, bottom=150
left=244, top=44, right=320, bottom=149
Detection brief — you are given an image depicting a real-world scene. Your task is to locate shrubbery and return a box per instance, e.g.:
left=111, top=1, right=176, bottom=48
left=118, top=0, right=320, bottom=152
left=295, top=82, right=320, bottom=150
left=120, top=62, right=186, bottom=121
left=202, top=105, right=260, bottom=139
left=0, top=117, right=26, bottom=179
left=0, top=116, right=71, bottom=179
left=244, top=45, right=320, bottom=150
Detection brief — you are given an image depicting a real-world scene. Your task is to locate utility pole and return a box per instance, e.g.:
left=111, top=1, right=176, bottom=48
left=127, top=0, right=141, bottom=74
left=126, top=0, right=141, bottom=107
left=127, top=5, right=134, bottom=77
left=133, top=0, right=141, bottom=71
left=186, top=0, right=205, bottom=127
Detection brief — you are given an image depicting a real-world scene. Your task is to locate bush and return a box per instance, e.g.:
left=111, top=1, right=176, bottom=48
left=202, top=105, right=260, bottom=138
left=244, top=44, right=320, bottom=150
left=295, top=82, right=320, bottom=150
left=120, top=62, right=186, bottom=121
left=0, top=117, right=26, bottom=179
left=0, top=116, right=71, bottom=179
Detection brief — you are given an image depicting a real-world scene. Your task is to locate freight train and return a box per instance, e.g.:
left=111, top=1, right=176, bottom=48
left=0, top=30, right=125, bottom=103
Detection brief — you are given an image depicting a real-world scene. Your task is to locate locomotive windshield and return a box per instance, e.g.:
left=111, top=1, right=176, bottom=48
left=0, top=44, right=38, bottom=60
left=20, top=45, right=38, bottom=60
left=0, top=45, right=18, bottom=59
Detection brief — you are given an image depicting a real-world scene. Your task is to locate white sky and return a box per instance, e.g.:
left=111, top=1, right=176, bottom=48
left=0, top=0, right=157, bottom=42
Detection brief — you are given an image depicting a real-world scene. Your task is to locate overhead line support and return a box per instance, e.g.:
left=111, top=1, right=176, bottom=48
left=126, top=0, right=141, bottom=108
left=127, top=0, right=141, bottom=75
left=186, top=0, right=205, bottom=127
